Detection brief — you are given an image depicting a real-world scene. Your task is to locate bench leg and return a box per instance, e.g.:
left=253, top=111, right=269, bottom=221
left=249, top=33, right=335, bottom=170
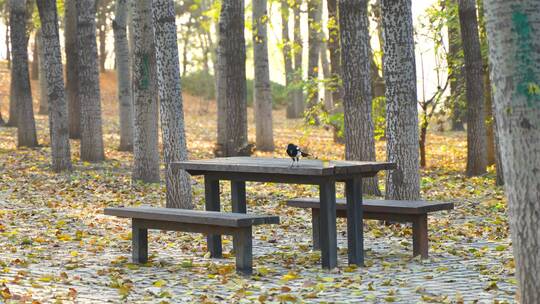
left=132, top=219, right=148, bottom=264
left=345, top=177, right=364, bottom=266
left=412, top=214, right=428, bottom=259
left=234, top=227, right=253, bottom=275
left=319, top=180, right=338, bottom=269
left=205, top=177, right=222, bottom=258
left=312, top=209, right=320, bottom=250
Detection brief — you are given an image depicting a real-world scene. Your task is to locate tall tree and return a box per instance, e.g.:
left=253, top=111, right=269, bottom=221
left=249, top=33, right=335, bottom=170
left=64, top=0, right=80, bottom=139
left=253, top=0, right=274, bottom=151
left=216, top=0, right=248, bottom=156
left=153, top=0, right=193, bottom=208
left=289, top=0, right=304, bottom=118
left=320, top=40, right=332, bottom=110
left=327, top=0, right=341, bottom=106
left=131, top=0, right=160, bottom=182
left=113, top=0, right=134, bottom=152
left=36, top=30, right=48, bottom=115
left=77, top=0, right=105, bottom=162
left=339, top=0, right=381, bottom=196
left=306, top=0, right=322, bottom=117
left=36, top=0, right=72, bottom=172
left=484, top=0, right=540, bottom=301
left=281, top=0, right=295, bottom=119
left=446, top=0, right=465, bottom=131
left=10, top=0, right=38, bottom=147
left=381, top=0, right=420, bottom=200
left=458, top=0, right=488, bottom=176
left=97, top=0, right=113, bottom=72
left=31, top=33, right=38, bottom=80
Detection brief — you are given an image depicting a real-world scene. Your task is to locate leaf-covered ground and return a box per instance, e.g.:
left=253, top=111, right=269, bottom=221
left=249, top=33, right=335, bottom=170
left=0, top=71, right=516, bottom=303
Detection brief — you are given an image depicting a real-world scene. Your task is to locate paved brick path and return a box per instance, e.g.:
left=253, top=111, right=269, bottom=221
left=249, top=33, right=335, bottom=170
left=0, top=193, right=516, bottom=303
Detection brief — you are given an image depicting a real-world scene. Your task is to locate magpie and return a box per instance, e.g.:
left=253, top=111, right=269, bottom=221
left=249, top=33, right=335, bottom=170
left=286, top=143, right=309, bottom=166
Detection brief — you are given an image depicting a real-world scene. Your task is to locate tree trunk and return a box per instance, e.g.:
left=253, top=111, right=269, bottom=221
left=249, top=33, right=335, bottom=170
left=113, top=0, right=134, bottom=152
left=484, top=69, right=496, bottom=165
left=493, top=105, right=504, bottom=186
left=10, top=0, right=38, bottom=147
left=447, top=0, right=465, bottom=131
left=253, top=0, right=274, bottom=152
left=458, top=0, right=488, bottom=176
left=327, top=0, right=341, bottom=106
left=98, top=9, right=107, bottom=73
left=339, top=0, right=381, bottom=196
left=36, top=0, right=72, bottom=172
left=282, top=0, right=295, bottom=119
left=77, top=0, right=105, bottom=162
left=381, top=0, right=420, bottom=200
left=290, top=0, right=304, bottom=118
left=306, top=0, right=321, bottom=116
left=217, top=0, right=248, bottom=157
left=31, top=32, right=38, bottom=80
left=153, top=0, right=193, bottom=208
left=5, top=14, right=10, bottom=70
left=36, top=30, right=48, bottom=115
left=132, top=0, right=160, bottom=182
left=484, top=1, right=540, bottom=301
left=320, top=40, right=332, bottom=111
left=64, top=0, right=81, bottom=139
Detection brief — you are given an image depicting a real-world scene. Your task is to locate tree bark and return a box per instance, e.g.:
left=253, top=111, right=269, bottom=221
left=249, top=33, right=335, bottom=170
left=320, top=40, right=332, bottom=111
left=10, top=0, right=38, bottom=147
left=113, top=0, right=134, bottom=152
left=327, top=0, right=341, bottom=106
left=484, top=1, right=540, bottom=301
left=447, top=0, right=465, bottom=131
left=306, top=0, right=322, bottom=116
left=64, top=0, right=81, bottom=139
left=36, top=30, right=48, bottom=115
left=131, top=0, right=160, bottom=182
left=36, top=0, right=72, bottom=172
left=153, top=0, right=193, bottom=209
left=31, top=32, right=38, bottom=80
left=381, top=0, right=420, bottom=200
left=290, top=0, right=304, bottom=118
left=458, top=0, right=488, bottom=176
left=339, top=0, right=381, bottom=196
left=217, top=0, right=248, bottom=157
left=97, top=5, right=107, bottom=72
left=282, top=0, right=295, bottom=119
left=253, top=0, right=274, bottom=151
left=77, top=0, right=105, bottom=162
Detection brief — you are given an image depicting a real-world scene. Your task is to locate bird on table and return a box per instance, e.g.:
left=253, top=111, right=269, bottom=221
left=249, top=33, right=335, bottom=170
left=286, top=143, right=309, bottom=167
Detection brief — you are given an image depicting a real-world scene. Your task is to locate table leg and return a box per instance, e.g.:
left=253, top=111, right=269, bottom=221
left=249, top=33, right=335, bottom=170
left=345, top=177, right=364, bottom=266
left=319, top=180, right=337, bottom=269
left=205, top=177, right=222, bottom=258
left=231, top=181, right=247, bottom=213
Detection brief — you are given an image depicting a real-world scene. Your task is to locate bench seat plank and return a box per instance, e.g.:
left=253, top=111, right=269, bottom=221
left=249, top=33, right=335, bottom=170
left=104, top=207, right=279, bottom=228
left=287, top=198, right=454, bottom=215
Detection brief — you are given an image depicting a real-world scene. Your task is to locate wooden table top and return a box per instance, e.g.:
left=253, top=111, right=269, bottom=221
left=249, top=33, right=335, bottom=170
left=172, top=157, right=396, bottom=177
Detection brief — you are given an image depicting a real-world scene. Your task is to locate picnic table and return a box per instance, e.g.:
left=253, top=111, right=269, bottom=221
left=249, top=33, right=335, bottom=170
left=172, top=157, right=396, bottom=269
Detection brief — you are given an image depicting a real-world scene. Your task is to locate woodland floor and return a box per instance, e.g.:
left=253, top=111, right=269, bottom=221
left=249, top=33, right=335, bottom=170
left=0, top=68, right=516, bottom=303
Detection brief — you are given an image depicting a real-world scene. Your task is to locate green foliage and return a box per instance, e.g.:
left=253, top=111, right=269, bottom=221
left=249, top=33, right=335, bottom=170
left=182, top=70, right=288, bottom=107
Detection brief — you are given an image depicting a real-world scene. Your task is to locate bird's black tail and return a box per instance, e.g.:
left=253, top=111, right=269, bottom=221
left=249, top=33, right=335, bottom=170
left=300, top=151, right=309, bottom=157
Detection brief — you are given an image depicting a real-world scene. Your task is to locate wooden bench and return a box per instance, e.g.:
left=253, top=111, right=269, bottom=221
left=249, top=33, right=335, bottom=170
left=286, top=198, right=453, bottom=258
left=104, top=207, right=279, bottom=275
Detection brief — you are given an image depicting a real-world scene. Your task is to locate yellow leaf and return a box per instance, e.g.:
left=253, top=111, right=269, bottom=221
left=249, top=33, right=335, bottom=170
left=281, top=271, right=299, bottom=282
left=153, top=279, right=167, bottom=287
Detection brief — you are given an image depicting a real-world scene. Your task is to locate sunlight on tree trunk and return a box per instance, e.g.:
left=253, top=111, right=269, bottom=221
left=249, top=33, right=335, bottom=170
left=36, top=30, right=48, bottom=115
